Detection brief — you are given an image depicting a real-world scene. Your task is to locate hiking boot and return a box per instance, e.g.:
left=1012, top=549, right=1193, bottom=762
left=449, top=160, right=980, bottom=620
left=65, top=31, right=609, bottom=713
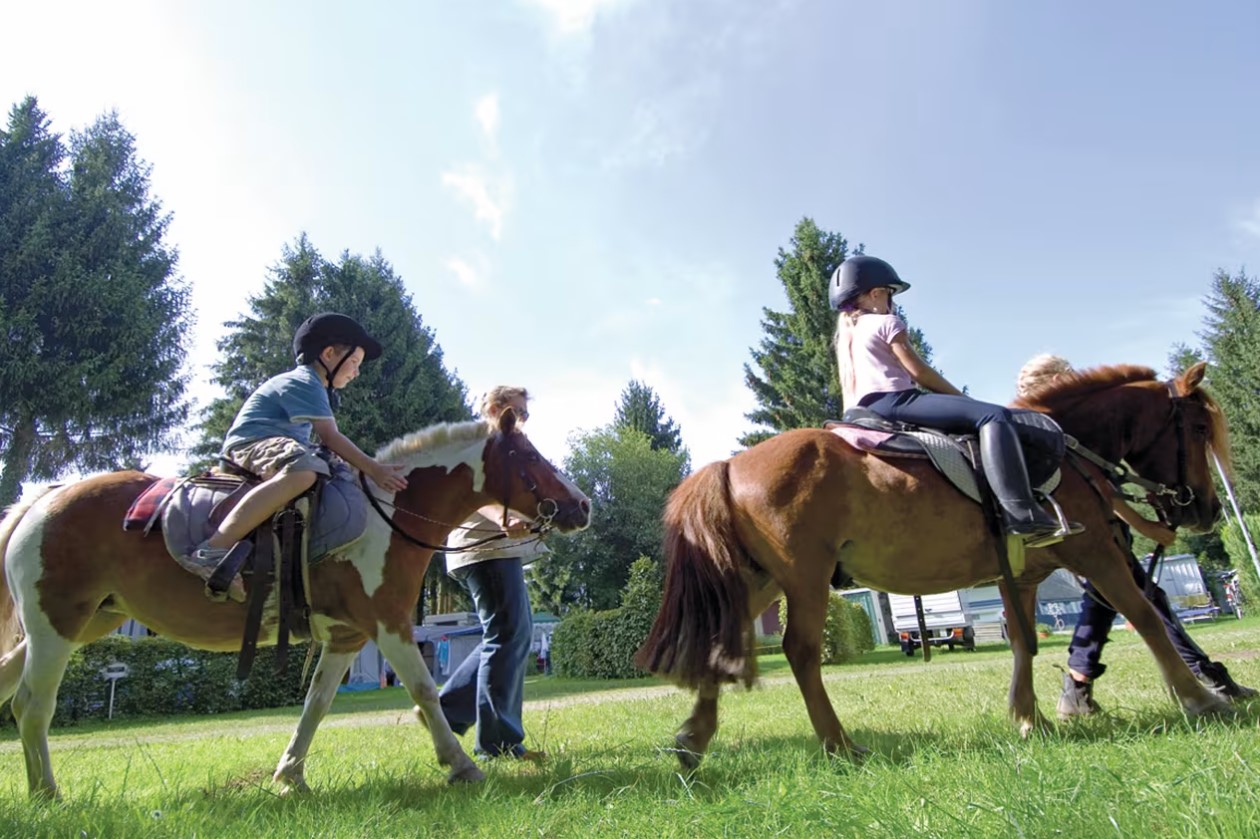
left=176, top=544, right=246, bottom=603
left=1056, top=672, right=1101, bottom=720
left=1198, top=661, right=1258, bottom=702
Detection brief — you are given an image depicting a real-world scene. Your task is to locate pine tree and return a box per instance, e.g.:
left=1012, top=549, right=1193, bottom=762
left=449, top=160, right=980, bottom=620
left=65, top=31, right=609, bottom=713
left=1196, top=269, right=1260, bottom=510
left=612, top=379, right=685, bottom=456
left=0, top=98, right=191, bottom=505
left=191, top=235, right=470, bottom=466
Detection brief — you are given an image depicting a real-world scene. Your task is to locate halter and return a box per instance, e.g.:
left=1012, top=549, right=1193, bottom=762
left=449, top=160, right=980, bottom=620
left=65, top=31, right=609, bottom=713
left=358, top=437, right=560, bottom=553
left=1062, top=381, right=1196, bottom=516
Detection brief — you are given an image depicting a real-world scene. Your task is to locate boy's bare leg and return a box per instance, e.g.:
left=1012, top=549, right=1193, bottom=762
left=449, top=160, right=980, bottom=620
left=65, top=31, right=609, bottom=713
left=206, top=471, right=318, bottom=548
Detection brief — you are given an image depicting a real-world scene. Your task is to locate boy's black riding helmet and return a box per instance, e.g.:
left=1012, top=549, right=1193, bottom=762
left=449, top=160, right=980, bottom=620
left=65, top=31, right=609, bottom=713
left=828, top=256, right=911, bottom=311
left=293, top=313, right=382, bottom=364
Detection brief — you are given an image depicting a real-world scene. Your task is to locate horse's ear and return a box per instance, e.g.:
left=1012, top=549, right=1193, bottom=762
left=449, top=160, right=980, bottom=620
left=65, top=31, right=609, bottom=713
left=1179, top=361, right=1208, bottom=394
left=498, top=407, right=518, bottom=434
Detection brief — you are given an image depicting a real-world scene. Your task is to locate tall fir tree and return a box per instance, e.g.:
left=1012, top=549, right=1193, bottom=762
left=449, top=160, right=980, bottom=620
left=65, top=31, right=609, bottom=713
left=0, top=98, right=191, bottom=505
left=741, top=218, right=934, bottom=447
left=191, top=235, right=469, bottom=466
left=612, top=379, right=686, bottom=457
left=1195, top=269, right=1260, bottom=510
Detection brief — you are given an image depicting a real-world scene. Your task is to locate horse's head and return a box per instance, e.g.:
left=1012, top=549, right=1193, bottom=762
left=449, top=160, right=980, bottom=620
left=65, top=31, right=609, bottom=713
left=482, top=408, right=591, bottom=533
left=1121, top=361, right=1227, bottom=533
left=1019, top=361, right=1228, bottom=533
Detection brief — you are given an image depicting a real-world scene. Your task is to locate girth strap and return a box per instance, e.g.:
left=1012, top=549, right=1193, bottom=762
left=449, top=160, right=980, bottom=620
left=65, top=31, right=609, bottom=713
left=237, top=520, right=275, bottom=681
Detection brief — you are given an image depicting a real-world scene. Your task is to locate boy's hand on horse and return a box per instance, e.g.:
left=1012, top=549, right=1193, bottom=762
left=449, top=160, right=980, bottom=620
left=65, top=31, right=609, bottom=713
left=368, top=462, right=409, bottom=493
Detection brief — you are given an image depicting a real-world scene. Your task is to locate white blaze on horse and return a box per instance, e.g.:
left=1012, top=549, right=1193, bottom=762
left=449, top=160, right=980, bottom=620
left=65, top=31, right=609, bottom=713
left=0, top=409, right=590, bottom=799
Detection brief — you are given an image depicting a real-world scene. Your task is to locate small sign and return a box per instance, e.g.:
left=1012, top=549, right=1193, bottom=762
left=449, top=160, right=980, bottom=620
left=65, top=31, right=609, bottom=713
left=100, top=662, right=129, bottom=681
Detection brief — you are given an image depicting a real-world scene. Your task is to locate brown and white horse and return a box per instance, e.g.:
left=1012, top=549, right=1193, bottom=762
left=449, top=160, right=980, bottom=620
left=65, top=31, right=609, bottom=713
left=0, top=410, right=590, bottom=798
left=636, top=363, right=1231, bottom=768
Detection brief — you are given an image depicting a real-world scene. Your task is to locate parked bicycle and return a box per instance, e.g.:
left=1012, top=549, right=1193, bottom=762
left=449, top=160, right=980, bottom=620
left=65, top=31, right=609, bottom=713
left=1218, top=570, right=1245, bottom=620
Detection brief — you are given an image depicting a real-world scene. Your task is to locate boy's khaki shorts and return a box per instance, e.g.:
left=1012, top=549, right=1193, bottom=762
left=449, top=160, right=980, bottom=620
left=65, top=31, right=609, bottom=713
left=226, top=437, right=332, bottom=481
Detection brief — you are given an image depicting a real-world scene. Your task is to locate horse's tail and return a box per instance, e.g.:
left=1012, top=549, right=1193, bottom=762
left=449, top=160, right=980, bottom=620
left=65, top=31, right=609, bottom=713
left=0, top=490, right=49, bottom=654
left=635, top=459, right=756, bottom=689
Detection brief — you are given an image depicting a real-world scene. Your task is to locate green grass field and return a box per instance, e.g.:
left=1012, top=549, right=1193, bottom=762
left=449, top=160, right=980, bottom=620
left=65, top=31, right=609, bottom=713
left=0, top=619, right=1257, bottom=838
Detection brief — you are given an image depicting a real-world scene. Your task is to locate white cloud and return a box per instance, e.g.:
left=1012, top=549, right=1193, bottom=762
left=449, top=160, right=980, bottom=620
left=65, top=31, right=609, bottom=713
left=445, top=255, right=488, bottom=290
left=522, top=0, right=627, bottom=36
left=475, top=93, right=500, bottom=146
left=1236, top=198, right=1260, bottom=240
left=441, top=168, right=508, bottom=240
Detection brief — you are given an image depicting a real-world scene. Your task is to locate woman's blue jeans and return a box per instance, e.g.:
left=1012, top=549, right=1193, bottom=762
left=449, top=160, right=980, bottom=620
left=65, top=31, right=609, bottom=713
left=438, top=558, right=534, bottom=757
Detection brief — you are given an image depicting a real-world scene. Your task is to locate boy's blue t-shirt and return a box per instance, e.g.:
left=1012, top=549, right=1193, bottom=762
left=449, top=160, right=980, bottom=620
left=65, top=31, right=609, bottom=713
left=222, top=365, right=334, bottom=454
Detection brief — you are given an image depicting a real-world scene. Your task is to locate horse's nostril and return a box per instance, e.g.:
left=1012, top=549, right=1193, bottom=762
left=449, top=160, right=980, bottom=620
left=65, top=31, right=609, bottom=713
left=580, top=499, right=591, bottom=515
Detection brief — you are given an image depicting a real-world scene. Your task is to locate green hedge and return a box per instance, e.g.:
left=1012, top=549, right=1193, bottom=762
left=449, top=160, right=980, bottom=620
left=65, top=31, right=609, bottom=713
left=1220, top=513, right=1260, bottom=601
left=779, top=592, right=875, bottom=664
left=551, top=556, right=660, bottom=679
left=1, top=635, right=311, bottom=728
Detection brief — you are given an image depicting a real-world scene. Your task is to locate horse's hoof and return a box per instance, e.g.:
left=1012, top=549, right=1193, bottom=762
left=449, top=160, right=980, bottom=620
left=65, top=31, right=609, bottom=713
left=273, top=772, right=311, bottom=795
left=673, top=733, right=703, bottom=771
left=447, top=763, right=485, bottom=784
left=1017, top=712, right=1054, bottom=739
left=1191, top=696, right=1236, bottom=720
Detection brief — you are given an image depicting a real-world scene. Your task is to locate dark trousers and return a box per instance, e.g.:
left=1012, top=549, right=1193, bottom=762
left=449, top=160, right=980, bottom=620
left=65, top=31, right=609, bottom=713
left=1067, top=557, right=1211, bottom=680
left=438, top=558, right=533, bottom=757
left=862, top=389, right=1013, bottom=432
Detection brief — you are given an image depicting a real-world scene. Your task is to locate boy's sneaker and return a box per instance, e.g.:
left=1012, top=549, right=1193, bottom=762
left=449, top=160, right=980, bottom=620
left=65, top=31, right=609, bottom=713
left=1198, top=661, right=1258, bottom=702
left=176, top=544, right=246, bottom=603
left=1056, top=672, right=1101, bottom=720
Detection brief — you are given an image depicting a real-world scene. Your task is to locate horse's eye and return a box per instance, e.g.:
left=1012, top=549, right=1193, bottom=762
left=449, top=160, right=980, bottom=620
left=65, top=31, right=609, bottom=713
left=1193, top=423, right=1209, bottom=440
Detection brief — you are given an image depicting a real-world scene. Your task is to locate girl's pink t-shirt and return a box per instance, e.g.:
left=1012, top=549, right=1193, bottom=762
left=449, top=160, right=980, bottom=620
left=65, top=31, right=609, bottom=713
left=840, top=313, right=915, bottom=404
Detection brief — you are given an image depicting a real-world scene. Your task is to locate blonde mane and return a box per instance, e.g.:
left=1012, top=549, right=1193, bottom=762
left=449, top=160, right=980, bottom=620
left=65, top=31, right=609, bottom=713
left=375, top=419, right=492, bottom=463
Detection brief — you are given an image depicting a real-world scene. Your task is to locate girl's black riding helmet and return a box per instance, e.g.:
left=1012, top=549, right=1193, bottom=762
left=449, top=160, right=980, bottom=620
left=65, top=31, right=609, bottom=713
left=828, top=255, right=911, bottom=311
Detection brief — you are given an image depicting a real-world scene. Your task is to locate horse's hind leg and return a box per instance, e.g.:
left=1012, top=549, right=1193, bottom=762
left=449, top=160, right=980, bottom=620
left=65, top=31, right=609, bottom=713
left=675, top=683, right=719, bottom=771
left=782, top=588, right=866, bottom=760
left=11, top=630, right=74, bottom=799
left=273, top=643, right=356, bottom=794
left=0, top=639, right=28, bottom=708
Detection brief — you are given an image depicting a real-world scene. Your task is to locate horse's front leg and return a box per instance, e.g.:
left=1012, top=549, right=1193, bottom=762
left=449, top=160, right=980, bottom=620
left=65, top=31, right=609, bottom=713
left=1088, top=560, right=1231, bottom=718
left=376, top=631, right=484, bottom=784
left=782, top=587, right=866, bottom=760
left=999, top=580, right=1050, bottom=738
left=273, top=643, right=356, bottom=794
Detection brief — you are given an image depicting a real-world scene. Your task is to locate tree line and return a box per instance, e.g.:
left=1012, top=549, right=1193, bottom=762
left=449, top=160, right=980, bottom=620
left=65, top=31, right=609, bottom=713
left=5, top=98, right=1258, bottom=614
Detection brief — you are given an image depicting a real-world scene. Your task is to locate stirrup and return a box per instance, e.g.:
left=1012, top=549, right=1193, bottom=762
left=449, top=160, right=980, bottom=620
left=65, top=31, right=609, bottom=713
left=1023, top=494, right=1084, bottom=549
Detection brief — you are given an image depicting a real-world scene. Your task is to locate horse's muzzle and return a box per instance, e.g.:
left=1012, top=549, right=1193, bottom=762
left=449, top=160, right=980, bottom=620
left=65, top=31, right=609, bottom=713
left=554, top=498, right=592, bottom=532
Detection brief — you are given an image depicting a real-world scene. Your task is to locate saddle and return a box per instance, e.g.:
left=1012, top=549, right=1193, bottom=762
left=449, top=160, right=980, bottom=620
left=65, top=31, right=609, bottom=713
left=123, top=455, right=370, bottom=678
left=826, top=408, right=1064, bottom=504
left=824, top=408, right=1067, bottom=660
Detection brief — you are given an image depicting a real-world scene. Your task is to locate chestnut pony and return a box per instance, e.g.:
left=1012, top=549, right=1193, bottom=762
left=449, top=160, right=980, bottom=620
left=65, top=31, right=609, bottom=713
left=0, top=410, right=590, bottom=798
left=637, top=362, right=1231, bottom=768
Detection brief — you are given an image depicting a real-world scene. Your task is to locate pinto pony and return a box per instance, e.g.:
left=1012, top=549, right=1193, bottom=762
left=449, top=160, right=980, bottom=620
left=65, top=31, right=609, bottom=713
left=637, top=363, right=1231, bottom=768
left=0, top=411, right=590, bottom=799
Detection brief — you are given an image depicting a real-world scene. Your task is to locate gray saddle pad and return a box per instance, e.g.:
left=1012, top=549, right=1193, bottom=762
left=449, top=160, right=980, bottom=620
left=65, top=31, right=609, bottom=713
left=836, top=408, right=1064, bottom=505
left=161, top=462, right=369, bottom=562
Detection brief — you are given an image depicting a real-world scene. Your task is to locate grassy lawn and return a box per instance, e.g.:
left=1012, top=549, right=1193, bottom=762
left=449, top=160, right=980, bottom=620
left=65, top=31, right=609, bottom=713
left=0, top=619, right=1257, bottom=838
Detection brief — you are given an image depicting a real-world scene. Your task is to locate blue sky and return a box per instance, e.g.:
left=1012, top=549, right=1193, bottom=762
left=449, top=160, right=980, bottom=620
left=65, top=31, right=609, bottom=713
left=4, top=0, right=1259, bottom=473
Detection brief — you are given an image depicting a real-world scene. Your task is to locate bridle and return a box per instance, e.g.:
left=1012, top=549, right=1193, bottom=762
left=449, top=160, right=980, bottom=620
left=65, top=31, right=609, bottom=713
left=1063, top=381, right=1196, bottom=521
left=359, top=432, right=561, bottom=553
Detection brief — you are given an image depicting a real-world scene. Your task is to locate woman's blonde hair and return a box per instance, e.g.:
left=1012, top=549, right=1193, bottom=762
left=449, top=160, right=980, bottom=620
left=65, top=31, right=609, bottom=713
left=1016, top=354, right=1073, bottom=398
left=479, top=386, right=529, bottom=418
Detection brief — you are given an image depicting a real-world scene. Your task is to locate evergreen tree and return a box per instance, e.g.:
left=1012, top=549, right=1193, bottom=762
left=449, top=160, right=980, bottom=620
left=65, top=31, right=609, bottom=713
left=612, top=379, right=686, bottom=457
left=191, top=235, right=469, bottom=465
left=1195, top=269, right=1260, bottom=510
left=0, top=98, right=191, bottom=505
left=740, top=218, right=935, bottom=447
